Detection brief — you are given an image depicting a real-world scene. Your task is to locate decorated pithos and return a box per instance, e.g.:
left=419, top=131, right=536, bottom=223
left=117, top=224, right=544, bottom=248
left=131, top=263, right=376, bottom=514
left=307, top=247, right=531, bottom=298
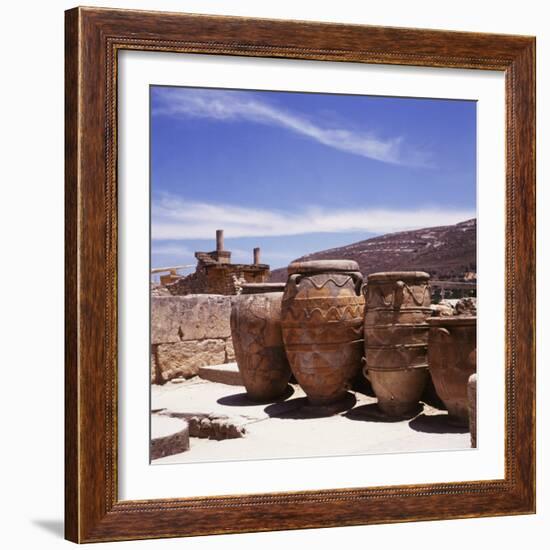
left=230, top=283, right=291, bottom=401
left=281, top=260, right=365, bottom=405
left=363, top=271, right=431, bottom=417
left=428, top=316, right=477, bottom=426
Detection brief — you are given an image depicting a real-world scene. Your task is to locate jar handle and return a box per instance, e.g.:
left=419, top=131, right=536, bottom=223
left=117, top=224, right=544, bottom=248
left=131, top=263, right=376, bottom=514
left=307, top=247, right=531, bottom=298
left=393, top=280, right=405, bottom=309
left=432, top=327, right=451, bottom=339
left=349, top=272, right=364, bottom=296
left=285, top=273, right=302, bottom=299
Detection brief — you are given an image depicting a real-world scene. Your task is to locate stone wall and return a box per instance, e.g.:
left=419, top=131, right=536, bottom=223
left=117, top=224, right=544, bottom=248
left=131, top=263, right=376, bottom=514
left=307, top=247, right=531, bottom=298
left=166, top=267, right=209, bottom=296
left=151, top=294, right=235, bottom=384
left=166, top=264, right=269, bottom=296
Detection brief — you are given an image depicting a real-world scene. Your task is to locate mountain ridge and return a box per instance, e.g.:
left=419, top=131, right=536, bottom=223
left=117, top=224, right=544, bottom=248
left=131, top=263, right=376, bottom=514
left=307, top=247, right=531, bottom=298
left=269, top=219, right=476, bottom=283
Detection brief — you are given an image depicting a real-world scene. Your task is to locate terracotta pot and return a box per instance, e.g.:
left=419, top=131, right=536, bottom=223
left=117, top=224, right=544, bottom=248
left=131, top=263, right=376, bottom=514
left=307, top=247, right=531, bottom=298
left=230, top=290, right=291, bottom=402
left=428, top=317, right=477, bottom=426
left=363, top=271, right=431, bottom=416
left=281, top=260, right=365, bottom=405
left=468, top=372, right=477, bottom=448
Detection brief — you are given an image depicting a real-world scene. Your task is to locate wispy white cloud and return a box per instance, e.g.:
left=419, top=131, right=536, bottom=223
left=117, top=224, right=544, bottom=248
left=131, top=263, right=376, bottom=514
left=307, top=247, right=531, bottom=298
left=153, top=88, right=431, bottom=167
left=152, top=194, right=474, bottom=240
left=151, top=243, right=193, bottom=256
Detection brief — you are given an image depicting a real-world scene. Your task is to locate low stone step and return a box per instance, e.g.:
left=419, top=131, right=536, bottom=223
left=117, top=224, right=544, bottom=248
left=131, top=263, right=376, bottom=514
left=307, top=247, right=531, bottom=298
left=150, top=415, right=190, bottom=460
left=198, top=362, right=243, bottom=386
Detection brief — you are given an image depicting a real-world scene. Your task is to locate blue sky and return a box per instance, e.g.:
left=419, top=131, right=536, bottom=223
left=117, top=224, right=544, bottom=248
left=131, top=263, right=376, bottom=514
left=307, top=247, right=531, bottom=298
left=151, top=85, right=476, bottom=271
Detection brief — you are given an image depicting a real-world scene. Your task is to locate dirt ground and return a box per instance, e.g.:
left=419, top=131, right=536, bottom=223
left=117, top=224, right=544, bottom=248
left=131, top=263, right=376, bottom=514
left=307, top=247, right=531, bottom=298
left=151, top=365, right=471, bottom=464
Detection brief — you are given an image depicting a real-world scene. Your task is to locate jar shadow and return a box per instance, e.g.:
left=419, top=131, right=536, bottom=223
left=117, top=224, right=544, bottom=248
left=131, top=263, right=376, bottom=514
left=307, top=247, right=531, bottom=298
left=409, top=412, right=469, bottom=434
left=344, top=402, right=422, bottom=423
left=264, top=391, right=356, bottom=419
left=217, top=385, right=295, bottom=407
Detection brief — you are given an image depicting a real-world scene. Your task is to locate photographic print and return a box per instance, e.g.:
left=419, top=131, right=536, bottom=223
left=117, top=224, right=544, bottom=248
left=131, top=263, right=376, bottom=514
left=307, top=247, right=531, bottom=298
left=149, top=85, right=478, bottom=464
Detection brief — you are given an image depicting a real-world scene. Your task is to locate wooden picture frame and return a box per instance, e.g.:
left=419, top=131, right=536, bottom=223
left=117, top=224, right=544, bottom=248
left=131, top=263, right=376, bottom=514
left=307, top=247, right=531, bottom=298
left=65, top=6, right=536, bottom=543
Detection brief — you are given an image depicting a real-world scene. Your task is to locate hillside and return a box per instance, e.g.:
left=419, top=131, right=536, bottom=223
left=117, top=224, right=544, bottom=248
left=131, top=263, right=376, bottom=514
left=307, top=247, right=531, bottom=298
left=269, top=219, right=476, bottom=283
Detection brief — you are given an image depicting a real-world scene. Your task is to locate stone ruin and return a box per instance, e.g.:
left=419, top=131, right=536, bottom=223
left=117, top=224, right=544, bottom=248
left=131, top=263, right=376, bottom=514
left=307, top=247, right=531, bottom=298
left=159, top=230, right=270, bottom=296
left=151, top=294, right=236, bottom=384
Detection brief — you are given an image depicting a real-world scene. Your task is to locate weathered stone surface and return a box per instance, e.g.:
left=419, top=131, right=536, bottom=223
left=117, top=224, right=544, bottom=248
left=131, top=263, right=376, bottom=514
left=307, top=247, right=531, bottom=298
left=185, top=413, right=246, bottom=440
left=430, top=303, right=454, bottom=317
left=151, top=284, right=171, bottom=297
left=225, top=337, right=235, bottom=362
left=151, top=295, right=233, bottom=345
left=156, top=339, right=226, bottom=382
left=164, top=253, right=270, bottom=296
left=456, top=297, right=477, bottom=316
left=198, top=362, right=243, bottom=386
left=430, top=298, right=476, bottom=318
left=150, top=415, right=190, bottom=460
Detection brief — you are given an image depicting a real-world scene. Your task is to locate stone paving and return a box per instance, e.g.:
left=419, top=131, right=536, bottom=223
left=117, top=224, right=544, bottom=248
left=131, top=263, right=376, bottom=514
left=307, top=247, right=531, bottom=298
left=151, top=363, right=470, bottom=464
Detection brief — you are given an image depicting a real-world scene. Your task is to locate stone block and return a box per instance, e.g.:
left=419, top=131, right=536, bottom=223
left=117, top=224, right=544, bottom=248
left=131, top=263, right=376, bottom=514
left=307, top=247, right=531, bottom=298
left=198, top=362, right=243, bottom=386
left=150, top=415, right=190, bottom=460
left=151, top=294, right=233, bottom=345
left=430, top=303, right=454, bottom=317
left=185, top=414, right=246, bottom=440
left=456, top=297, right=477, bottom=316
left=156, top=339, right=226, bottom=382
left=225, top=337, right=235, bottom=362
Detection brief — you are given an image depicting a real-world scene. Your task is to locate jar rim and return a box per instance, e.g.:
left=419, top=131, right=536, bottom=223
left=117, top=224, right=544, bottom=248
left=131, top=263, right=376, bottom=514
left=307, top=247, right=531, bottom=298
left=367, top=271, right=430, bottom=282
left=428, top=315, right=477, bottom=326
left=288, top=259, right=360, bottom=275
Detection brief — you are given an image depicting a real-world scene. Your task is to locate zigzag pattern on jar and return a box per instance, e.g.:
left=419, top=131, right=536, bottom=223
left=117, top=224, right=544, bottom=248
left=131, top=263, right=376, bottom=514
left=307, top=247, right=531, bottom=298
left=366, top=282, right=430, bottom=308
left=281, top=302, right=364, bottom=323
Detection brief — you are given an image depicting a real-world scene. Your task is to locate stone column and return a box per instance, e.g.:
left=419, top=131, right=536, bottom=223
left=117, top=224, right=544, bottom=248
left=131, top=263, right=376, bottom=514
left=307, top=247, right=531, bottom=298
left=253, top=247, right=261, bottom=265
left=216, top=229, right=224, bottom=252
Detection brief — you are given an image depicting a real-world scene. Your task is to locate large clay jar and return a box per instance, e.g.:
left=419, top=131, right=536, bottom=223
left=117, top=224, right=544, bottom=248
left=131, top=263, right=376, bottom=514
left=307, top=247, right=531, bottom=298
left=230, top=283, right=291, bottom=402
left=363, top=271, right=431, bottom=417
left=281, top=260, right=365, bottom=405
left=428, top=317, right=477, bottom=426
